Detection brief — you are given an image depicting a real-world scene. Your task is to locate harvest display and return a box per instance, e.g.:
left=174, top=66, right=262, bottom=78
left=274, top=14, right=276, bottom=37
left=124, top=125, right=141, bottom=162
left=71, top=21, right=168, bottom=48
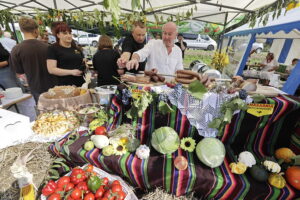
left=17, top=69, right=300, bottom=199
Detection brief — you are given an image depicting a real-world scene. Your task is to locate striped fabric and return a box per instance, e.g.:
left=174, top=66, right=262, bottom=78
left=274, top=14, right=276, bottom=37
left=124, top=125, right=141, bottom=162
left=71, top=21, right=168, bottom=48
left=49, top=94, right=300, bottom=199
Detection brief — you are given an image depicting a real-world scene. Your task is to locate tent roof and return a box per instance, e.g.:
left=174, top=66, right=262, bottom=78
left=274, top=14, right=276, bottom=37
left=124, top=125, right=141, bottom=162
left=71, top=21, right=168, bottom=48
left=225, top=7, right=300, bottom=38
left=0, top=0, right=277, bottom=25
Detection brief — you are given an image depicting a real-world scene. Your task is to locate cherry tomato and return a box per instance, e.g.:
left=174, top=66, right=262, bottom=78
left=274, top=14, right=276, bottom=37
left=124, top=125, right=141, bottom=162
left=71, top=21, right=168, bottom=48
left=102, top=177, right=109, bottom=185
left=85, top=164, right=94, bottom=173
left=71, top=188, right=82, bottom=199
left=95, top=126, right=107, bottom=135
left=111, top=180, right=120, bottom=186
left=116, top=191, right=126, bottom=200
left=64, top=182, right=74, bottom=192
left=48, top=193, right=61, bottom=200
left=84, top=193, right=95, bottom=200
left=95, top=187, right=105, bottom=198
left=111, top=184, right=122, bottom=193
left=57, top=176, right=70, bottom=188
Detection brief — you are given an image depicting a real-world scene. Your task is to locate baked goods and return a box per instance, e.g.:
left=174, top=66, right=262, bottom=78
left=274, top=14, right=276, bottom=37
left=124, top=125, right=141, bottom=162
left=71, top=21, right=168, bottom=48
left=32, top=111, right=79, bottom=136
left=44, top=86, right=86, bottom=99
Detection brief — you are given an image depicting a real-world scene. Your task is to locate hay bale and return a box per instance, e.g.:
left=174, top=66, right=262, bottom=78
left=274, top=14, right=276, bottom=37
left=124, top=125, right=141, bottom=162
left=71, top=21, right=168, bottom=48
left=140, top=188, right=195, bottom=200
left=0, top=142, right=56, bottom=200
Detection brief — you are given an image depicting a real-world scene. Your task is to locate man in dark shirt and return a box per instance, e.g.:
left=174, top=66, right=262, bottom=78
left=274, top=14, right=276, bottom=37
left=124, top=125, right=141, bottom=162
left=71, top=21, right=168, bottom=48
left=175, top=34, right=187, bottom=59
left=9, top=17, right=57, bottom=103
left=117, top=21, right=146, bottom=73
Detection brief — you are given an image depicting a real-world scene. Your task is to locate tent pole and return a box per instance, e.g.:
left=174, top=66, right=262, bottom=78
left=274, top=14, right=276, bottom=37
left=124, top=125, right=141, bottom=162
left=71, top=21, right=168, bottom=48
left=10, top=19, right=19, bottom=44
left=219, top=12, right=228, bottom=52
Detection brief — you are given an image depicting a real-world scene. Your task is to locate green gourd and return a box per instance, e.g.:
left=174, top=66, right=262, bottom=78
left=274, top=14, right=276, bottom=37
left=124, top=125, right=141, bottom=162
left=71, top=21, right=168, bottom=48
left=249, top=165, right=268, bottom=182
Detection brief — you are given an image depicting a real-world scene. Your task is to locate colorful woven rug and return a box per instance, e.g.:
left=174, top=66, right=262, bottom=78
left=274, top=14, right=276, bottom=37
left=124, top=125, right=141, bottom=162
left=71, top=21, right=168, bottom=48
left=49, top=94, right=300, bottom=199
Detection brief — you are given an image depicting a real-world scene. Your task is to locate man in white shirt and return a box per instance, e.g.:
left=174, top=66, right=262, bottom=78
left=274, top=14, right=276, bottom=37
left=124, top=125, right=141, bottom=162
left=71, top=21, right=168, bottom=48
left=0, top=31, right=16, bottom=53
left=125, top=22, right=183, bottom=75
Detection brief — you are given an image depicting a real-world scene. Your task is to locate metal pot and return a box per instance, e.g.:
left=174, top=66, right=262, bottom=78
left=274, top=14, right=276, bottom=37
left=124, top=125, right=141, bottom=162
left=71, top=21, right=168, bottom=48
left=94, top=85, right=117, bottom=106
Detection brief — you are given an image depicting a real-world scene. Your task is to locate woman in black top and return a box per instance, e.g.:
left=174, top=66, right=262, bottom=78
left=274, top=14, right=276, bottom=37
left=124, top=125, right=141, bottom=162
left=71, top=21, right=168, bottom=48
left=93, top=35, right=120, bottom=86
left=47, top=23, right=85, bottom=86
left=0, top=42, right=18, bottom=88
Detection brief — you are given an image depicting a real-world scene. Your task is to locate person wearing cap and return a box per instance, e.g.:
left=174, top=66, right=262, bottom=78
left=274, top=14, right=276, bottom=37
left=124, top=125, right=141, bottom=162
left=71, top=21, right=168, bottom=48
left=175, top=33, right=187, bottom=59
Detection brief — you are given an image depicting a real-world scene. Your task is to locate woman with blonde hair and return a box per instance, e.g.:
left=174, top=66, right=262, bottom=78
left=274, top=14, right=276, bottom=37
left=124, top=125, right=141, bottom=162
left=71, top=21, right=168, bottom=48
left=93, top=35, right=120, bottom=86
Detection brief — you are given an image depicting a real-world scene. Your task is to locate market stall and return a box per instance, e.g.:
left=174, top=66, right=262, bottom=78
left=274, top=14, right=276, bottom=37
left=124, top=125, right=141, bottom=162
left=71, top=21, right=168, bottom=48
left=224, top=7, right=300, bottom=95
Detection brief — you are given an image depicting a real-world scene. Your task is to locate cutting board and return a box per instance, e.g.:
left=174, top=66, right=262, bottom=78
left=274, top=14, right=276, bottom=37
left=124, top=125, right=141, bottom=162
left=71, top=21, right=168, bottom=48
left=248, top=85, right=285, bottom=97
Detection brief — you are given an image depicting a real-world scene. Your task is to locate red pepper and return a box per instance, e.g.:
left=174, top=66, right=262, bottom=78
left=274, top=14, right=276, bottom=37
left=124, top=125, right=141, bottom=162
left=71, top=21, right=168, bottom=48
left=70, top=168, right=87, bottom=185
left=42, top=180, right=57, bottom=196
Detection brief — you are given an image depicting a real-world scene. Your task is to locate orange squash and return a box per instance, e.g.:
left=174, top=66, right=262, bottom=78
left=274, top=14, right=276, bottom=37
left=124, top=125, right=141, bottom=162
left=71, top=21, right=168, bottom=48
left=275, top=148, right=296, bottom=163
left=286, top=166, right=300, bottom=190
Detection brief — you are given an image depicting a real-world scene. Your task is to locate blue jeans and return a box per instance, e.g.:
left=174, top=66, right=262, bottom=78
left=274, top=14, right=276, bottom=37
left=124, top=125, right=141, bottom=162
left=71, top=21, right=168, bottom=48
left=0, top=66, right=18, bottom=89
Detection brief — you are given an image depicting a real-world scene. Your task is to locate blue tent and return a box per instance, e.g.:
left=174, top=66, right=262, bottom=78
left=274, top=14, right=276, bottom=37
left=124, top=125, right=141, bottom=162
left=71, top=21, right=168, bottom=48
left=224, top=7, right=300, bottom=95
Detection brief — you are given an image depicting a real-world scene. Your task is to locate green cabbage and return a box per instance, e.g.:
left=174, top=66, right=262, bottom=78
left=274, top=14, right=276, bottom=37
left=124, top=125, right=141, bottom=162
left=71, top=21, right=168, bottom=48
left=196, top=138, right=225, bottom=168
left=151, top=127, right=180, bottom=154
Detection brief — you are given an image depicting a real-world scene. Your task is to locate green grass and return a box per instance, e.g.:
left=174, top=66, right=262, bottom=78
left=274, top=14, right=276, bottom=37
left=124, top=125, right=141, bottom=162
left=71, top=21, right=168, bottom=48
left=183, top=49, right=214, bottom=68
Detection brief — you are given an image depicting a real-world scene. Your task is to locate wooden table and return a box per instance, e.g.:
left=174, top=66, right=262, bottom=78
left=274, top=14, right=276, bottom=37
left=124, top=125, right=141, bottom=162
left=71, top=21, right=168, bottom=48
left=0, top=93, right=32, bottom=112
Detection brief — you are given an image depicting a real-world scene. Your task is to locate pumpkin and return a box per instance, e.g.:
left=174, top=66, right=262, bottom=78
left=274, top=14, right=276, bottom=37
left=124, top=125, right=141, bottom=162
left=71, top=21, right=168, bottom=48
left=229, top=162, right=247, bottom=174
left=275, top=148, right=296, bottom=163
left=286, top=166, right=300, bottom=190
left=268, top=173, right=286, bottom=189
left=249, top=165, right=268, bottom=182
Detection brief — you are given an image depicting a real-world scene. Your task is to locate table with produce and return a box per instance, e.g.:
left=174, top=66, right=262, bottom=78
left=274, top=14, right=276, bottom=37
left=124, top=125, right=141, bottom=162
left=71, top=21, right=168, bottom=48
left=9, top=72, right=300, bottom=200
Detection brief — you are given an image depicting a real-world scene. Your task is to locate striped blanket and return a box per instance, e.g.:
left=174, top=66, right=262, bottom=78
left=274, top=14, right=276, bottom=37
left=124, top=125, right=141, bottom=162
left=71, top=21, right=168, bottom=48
left=49, top=94, right=300, bottom=199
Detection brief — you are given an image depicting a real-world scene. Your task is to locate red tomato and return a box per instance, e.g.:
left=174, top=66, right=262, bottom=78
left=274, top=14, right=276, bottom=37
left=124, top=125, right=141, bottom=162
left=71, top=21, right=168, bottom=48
left=54, top=187, right=64, bottom=194
left=99, top=198, right=108, bottom=200
left=48, top=193, right=61, bottom=200
left=84, top=193, right=95, bottom=200
left=42, top=180, right=57, bottom=196
left=57, top=176, right=70, bottom=188
left=116, top=191, right=126, bottom=200
left=95, top=187, right=105, bottom=198
left=71, top=188, right=82, bottom=199
left=111, top=180, right=120, bottom=186
left=102, top=177, right=109, bottom=185
left=66, top=195, right=74, bottom=200
left=103, top=191, right=115, bottom=200
left=95, top=126, right=107, bottom=135
left=111, top=184, right=122, bottom=193
left=64, top=182, right=74, bottom=192
left=85, top=164, right=94, bottom=173
left=70, top=168, right=87, bottom=185
left=76, top=181, right=88, bottom=192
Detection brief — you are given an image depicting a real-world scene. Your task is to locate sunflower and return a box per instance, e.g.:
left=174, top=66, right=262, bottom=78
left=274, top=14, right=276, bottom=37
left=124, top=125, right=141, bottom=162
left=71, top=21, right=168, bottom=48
left=120, top=137, right=129, bottom=145
left=180, top=137, right=196, bottom=152
left=113, top=142, right=128, bottom=156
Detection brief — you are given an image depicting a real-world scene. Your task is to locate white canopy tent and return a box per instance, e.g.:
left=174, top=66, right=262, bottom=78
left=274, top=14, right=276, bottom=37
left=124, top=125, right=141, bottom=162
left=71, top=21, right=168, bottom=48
left=224, top=7, right=300, bottom=95
left=0, top=0, right=277, bottom=25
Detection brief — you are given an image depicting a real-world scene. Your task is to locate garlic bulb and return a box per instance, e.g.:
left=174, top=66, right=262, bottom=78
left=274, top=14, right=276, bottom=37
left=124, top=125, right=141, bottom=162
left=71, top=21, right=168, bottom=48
left=136, top=145, right=150, bottom=159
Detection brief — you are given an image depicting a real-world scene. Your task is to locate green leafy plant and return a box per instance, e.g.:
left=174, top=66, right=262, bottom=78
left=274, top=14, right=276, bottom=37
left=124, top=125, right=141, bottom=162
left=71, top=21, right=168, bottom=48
left=209, top=97, right=248, bottom=136
left=126, top=89, right=154, bottom=119
left=187, top=80, right=208, bottom=100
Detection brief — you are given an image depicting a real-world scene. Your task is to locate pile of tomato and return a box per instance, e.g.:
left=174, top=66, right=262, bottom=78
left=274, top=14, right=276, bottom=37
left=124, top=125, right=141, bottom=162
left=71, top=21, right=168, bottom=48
left=42, top=165, right=126, bottom=200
